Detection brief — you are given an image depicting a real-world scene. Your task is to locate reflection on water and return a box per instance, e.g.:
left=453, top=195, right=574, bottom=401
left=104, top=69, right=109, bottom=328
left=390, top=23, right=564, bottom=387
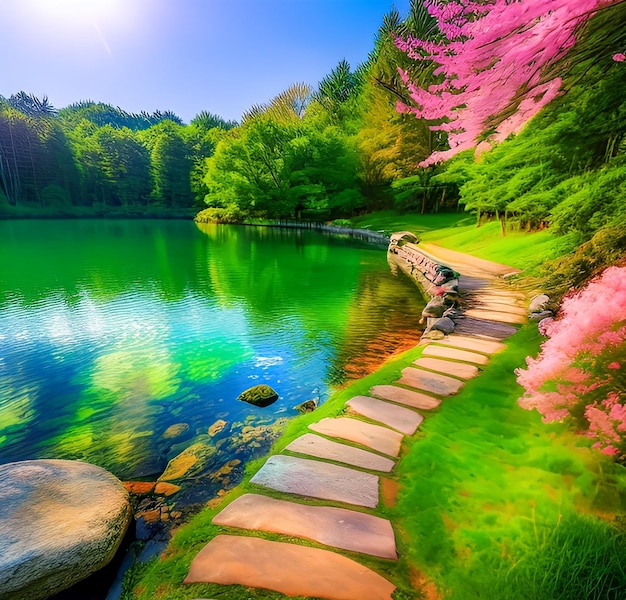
left=0, top=220, right=425, bottom=494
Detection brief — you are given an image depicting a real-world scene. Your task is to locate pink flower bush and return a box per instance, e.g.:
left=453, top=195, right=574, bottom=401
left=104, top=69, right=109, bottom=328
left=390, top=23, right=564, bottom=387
left=395, top=0, right=620, bottom=166
left=516, top=266, right=626, bottom=459
left=613, top=53, right=626, bottom=62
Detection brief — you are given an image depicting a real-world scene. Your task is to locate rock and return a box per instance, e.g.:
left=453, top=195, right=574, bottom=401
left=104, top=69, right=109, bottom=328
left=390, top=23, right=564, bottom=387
left=431, top=316, right=455, bottom=334
left=123, top=481, right=155, bottom=495
left=154, top=482, right=181, bottom=496
left=0, top=459, right=131, bottom=600
left=422, top=329, right=445, bottom=340
left=529, top=294, right=550, bottom=312
left=237, top=384, right=279, bottom=407
left=294, top=399, right=317, bottom=414
left=529, top=310, right=553, bottom=321
left=208, top=419, right=228, bottom=436
left=162, top=422, right=189, bottom=439
left=158, top=442, right=216, bottom=482
left=421, top=296, right=447, bottom=318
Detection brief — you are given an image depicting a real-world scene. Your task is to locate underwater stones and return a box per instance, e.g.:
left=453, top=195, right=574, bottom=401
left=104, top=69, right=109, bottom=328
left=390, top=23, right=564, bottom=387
left=184, top=535, right=396, bottom=600
left=212, top=494, right=398, bottom=559
left=154, top=481, right=181, bottom=496
left=162, top=422, right=189, bottom=439
left=237, top=384, right=279, bottom=407
left=250, top=455, right=380, bottom=508
left=0, top=459, right=131, bottom=600
left=123, top=481, right=155, bottom=495
left=208, top=419, right=228, bottom=436
left=158, top=442, right=216, bottom=482
left=295, top=398, right=318, bottom=414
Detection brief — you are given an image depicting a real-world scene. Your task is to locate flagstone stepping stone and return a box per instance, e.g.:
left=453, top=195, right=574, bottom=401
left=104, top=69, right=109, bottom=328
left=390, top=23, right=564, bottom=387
left=286, top=433, right=395, bottom=472
left=422, top=345, right=490, bottom=365
left=397, top=367, right=465, bottom=396
left=474, top=302, right=528, bottom=316
left=184, top=535, right=396, bottom=600
left=465, top=308, right=526, bottom=324
left=310, top=417, right=403, bottom=457
left=212, top=493, right=397, bottom=559
left=437, top=335, right=505, bottom=354
left=453, top=317, right=518, bottom=340
left=250, top=455, right=380, bottom=508
left=346, top=396, right=423, bottom=435
left=370, top=384, right=442, bottom=410
left=413, top=357, right=480, bottom=380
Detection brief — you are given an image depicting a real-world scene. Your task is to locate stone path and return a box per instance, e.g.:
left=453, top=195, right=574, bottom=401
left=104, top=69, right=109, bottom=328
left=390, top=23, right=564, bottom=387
left=182, top=243, right=527, bottom=600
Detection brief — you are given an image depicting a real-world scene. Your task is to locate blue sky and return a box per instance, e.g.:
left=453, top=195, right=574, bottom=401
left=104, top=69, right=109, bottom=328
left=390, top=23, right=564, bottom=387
left=0, top=0, right=410, bottom=123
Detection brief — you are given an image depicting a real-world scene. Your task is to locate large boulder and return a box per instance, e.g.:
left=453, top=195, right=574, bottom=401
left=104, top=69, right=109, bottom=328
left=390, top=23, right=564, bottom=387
left=0, top=459, right=132, bottom=600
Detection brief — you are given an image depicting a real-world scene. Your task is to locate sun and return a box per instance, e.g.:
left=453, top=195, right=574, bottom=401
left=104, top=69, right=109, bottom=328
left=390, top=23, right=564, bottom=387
left=15, top=0, right=133, bottom=55
left=25, top=0, right=122, bottom=23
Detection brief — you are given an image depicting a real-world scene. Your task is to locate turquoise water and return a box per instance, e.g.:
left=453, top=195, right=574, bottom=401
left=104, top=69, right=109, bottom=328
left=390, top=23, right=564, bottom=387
left=0, top=220, right=424, bottom=498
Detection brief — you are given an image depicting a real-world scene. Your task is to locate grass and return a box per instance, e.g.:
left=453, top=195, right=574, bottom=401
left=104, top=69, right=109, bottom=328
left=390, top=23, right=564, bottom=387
left=349, top=211, right=579, bottom=273
left=392, top=325, right=626, bottom=599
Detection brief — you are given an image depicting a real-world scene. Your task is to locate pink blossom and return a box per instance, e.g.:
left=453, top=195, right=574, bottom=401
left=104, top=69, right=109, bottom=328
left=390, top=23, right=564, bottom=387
left=517, top=266, right=626, bottom=459
left=395, top=0, right=620, bottom=166
left=613, top=53, right=626, bottom=62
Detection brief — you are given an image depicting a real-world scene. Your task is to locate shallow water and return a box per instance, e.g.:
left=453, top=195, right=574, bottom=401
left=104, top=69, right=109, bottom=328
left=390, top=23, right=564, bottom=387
left=0, top=220, right=425, bottom=489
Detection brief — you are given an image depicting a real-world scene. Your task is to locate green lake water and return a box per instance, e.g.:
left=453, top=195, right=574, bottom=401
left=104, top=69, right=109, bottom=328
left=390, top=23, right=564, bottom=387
left=0, top=219, right=425, bottom=504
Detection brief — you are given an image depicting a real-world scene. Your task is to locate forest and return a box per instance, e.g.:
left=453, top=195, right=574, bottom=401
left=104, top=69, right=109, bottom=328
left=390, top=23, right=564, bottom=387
left=1, top=0, right=625, bottom=237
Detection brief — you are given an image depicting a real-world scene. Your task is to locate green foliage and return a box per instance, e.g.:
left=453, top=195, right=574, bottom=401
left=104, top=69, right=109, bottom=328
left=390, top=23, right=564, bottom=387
left=431, top=1, right=626, bottom=236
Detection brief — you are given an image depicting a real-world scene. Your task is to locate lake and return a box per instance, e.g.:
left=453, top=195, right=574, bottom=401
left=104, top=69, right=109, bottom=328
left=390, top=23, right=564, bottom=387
left=0, top=219, right=425, bottom=504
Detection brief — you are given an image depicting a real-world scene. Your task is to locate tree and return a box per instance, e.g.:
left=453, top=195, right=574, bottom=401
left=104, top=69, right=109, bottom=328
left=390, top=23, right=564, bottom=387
left=395, top=0, right=622, bottom=166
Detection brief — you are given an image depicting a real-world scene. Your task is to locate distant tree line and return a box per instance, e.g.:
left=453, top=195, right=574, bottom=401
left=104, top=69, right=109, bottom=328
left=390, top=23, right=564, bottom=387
left=1, top=0, right=624, bottom=235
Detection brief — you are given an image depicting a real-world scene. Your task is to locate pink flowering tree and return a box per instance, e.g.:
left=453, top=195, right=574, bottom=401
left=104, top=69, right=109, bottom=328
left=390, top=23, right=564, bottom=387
left=516, top=266, right=626, bottom=459
left=395, top=0, right=621, bottom=166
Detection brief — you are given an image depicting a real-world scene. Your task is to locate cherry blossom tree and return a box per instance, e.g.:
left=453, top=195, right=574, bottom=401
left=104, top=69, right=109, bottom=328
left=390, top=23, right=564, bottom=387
left=516, top=266, right=626, bottom=458
left=395, top=0, right=621, bottom=166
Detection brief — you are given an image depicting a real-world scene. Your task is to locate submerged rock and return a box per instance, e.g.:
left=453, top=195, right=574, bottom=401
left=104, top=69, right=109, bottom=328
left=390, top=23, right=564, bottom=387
left=162, top=423, right=190, bottom=439
left=295, top=399, right=318, bottom=414
left=158, top=442, right=217, bottom=482
left=0, top=459, right=131, bottom=600
left=208, top=419, right=228, bottom=437
left=237, top=384, right=279, bottom=407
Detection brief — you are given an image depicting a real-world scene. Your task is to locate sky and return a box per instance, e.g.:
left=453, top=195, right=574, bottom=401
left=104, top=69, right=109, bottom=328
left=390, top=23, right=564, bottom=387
left=0, top=0, right=410, bottom=124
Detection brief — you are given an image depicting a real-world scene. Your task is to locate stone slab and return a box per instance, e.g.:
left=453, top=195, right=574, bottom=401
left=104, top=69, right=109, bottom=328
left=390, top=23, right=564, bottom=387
left=212, top=493, right=397, bottom=559
left=438, top=335, right=505, bottom=354
left=453, top=316, right=518, bottom=340
left=370, top=384, right=442, bottom=410
left=184, top=535, right=396, bottom=600
left=413, top=357, right=480, bottom=380
left=346, top=396, right=423, bottom=435
left=397, top=367, right=465, bottom=396
left=464, top=308, right=526, bottom=324
left=250, top=455, right=380, bottom=508
left=474, top=302, right=528, bottom=316
left=286, top=433, right=395, bottom=472
left=310, top=417, right=403, bottom=457
left=422, top=344, right=490, bottom=365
